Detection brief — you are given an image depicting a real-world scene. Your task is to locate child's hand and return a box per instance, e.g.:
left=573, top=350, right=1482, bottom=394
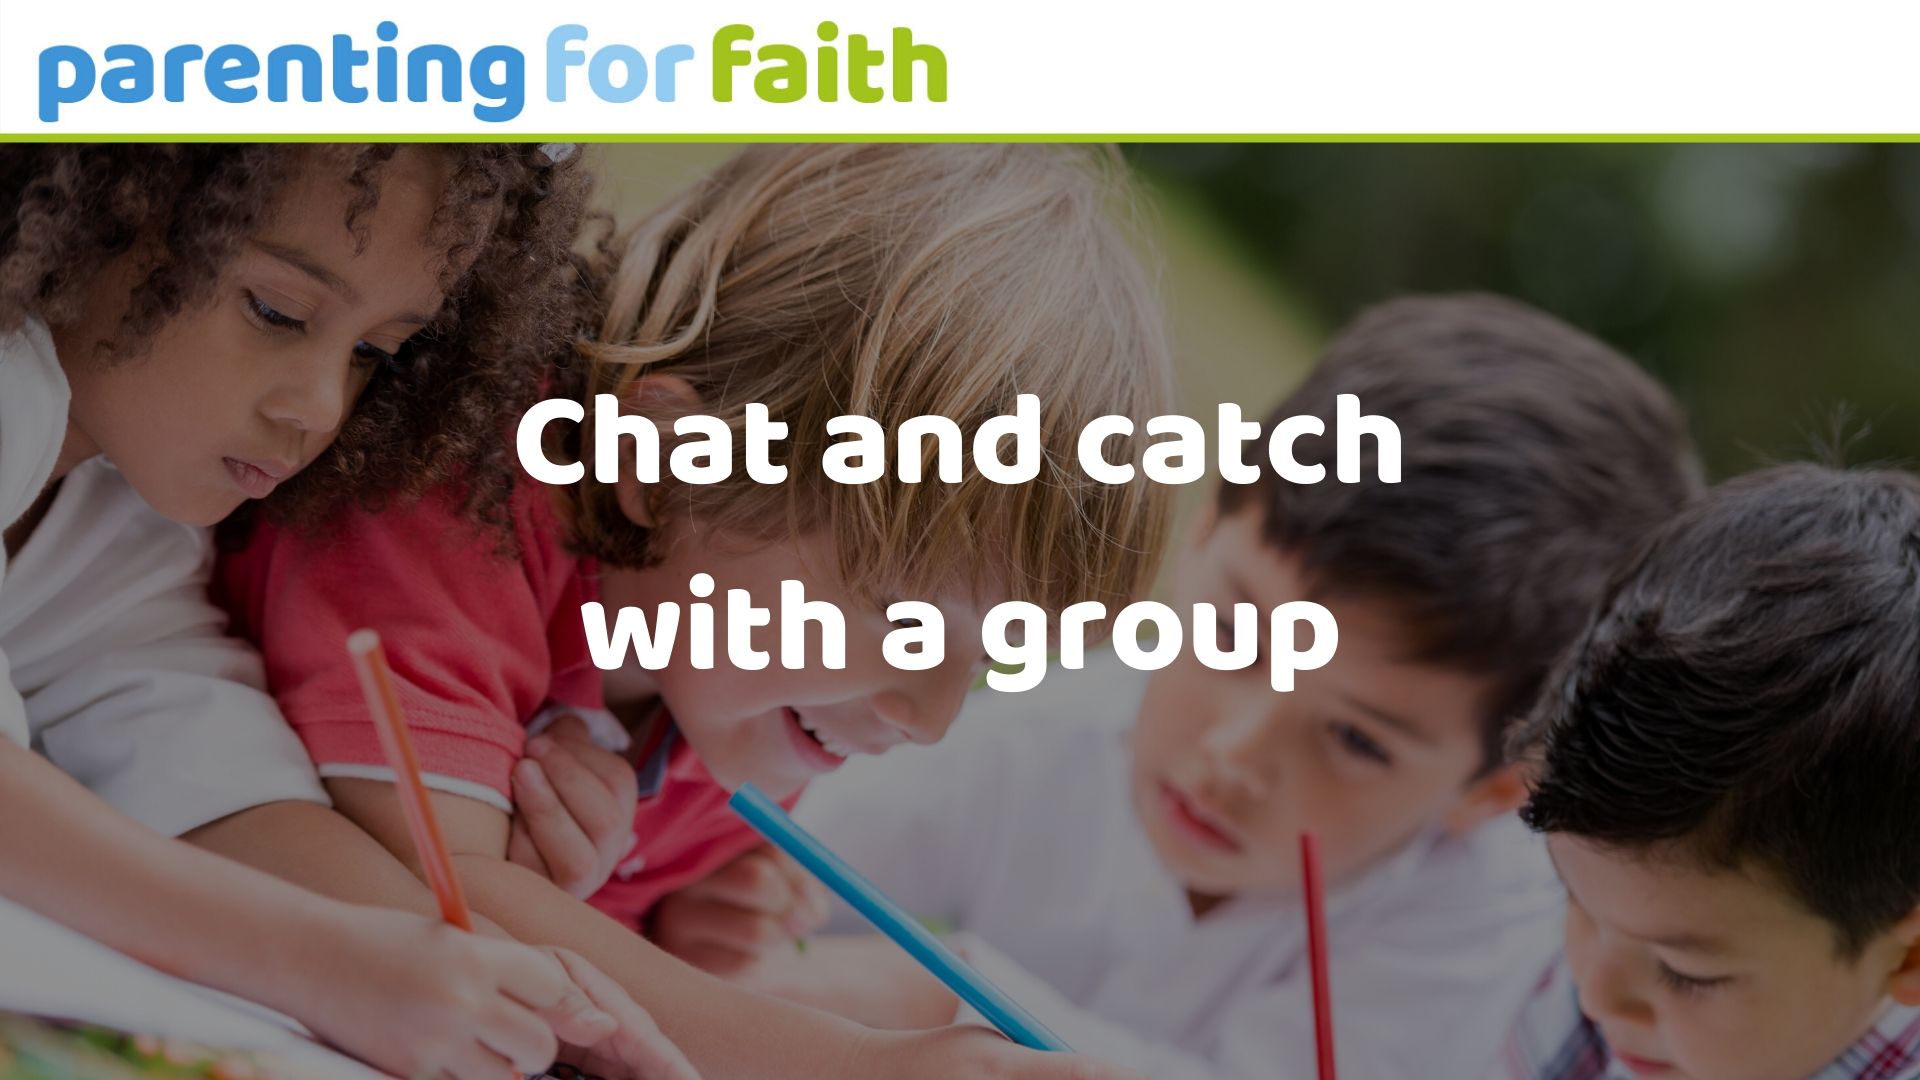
left=648, top=844, right=832, bottom=974
left=863, top=1027, right=1149, bottom=1080
left=544, top=947, right=703, bottom=1080
left=507, top=714, right=641, bottom=899
left=289, top=905, right=624, bottom=1079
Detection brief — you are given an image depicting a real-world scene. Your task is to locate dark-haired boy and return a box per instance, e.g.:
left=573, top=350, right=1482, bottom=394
left=648, top=294, right=1703, bottom=1080
left=1506, top=463, right=1920, bottom=1080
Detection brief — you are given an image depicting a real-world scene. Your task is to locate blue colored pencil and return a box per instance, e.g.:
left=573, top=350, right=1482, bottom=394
left=727, top=783, right=1072, bottom=1052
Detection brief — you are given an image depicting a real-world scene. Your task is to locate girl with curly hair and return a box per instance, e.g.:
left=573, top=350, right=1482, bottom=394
left=215, top=143, right=1171, bottom=1079
left=0, top=145, right=694, bottom=1080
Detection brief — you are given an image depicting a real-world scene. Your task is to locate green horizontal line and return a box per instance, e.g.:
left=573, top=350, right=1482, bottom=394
left=6, top=132, right=1920, bottom=143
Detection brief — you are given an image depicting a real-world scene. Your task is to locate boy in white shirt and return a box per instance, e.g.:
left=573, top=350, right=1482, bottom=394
left=649, top=294, right=1703, bottom=1079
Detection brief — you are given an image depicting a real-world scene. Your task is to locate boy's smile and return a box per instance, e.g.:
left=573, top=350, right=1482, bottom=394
left=782, top=705, right=902, bottom=773
left=1155, top=779, right=1247, bottom=855
left=598, top=523, right=1004, bottom=801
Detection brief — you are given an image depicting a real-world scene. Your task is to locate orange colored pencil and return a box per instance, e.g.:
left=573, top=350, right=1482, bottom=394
left=347, top=629, right=473, bottom=932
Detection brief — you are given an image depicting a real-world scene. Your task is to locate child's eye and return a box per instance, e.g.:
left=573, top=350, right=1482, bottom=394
left=1656, top=962, right=1731, bottom=996
left=1216, top=613, right=1265, bottom=671
left=1328, top=720, right=1392, bottom=766
left=892, top=616, right=924, bottom=630
left=244, top=292, right=305, bottom=331
left=246, top=291, right=414, bottom=376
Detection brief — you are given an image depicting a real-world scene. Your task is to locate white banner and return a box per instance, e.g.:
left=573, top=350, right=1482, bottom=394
left=1, top=0, right=1915, bottom=136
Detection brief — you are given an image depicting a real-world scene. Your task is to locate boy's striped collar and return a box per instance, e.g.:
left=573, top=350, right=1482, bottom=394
left=633, top=717, right=679, bottom=800
left=1819, top=1003, right=1920, bottom=1080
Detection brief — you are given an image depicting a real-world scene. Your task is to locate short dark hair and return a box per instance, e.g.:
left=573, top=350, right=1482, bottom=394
left=1219, top=294, right=1701, bottom=765
left=1518, top=464, right=1920, bottom=955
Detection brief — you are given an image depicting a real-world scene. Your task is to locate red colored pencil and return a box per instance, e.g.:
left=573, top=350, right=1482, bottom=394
left=1301, top=831, right=1337, bottom=1080
left=347, top=629, right=474, bottom=932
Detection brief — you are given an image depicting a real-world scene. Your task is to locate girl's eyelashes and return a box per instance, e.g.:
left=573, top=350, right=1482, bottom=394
left=245, top=290, right=414, bottom=374
left=244, top=291, right=305, bottom=332
left=1328, top=719, right=1393, bottom=766
left=1656, top=961, right=1731, bottom=996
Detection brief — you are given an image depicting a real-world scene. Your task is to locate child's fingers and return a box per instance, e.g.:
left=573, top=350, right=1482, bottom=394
left=526, top=736, right=634, bottom=864
left=511, top=758, right=606, bottom=898
left=547, top=949, right=703, bottom=1080
left=537, top=997, right=621, bottom=1052
left=475, top=998, right=561, bottom=1075
left=545, top=715, right=642, bottom=813
left=687, top=850, right=797, bottom=915
left=541, top=712, right=596, bottom=745
left=505, top=816, right=554, bottom=882
left=670, top=940, right=760, bottom=977
left=770, top=851, right=833, bottom=932
left=803, top=877, right=833, bottom=928
left=994, top=1045, right=1149, bottom=1080
left=440, top=1038, right=521, bottom=1080
left=661, top=896, right=796, bottom=954
left=480, top=938, right=610, bottom=1028
left=1052, top=1058, right=1150, bottom=1080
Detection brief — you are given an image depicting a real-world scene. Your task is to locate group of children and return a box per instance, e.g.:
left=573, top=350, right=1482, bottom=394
left=2, top=141, right=1917, bottom=1080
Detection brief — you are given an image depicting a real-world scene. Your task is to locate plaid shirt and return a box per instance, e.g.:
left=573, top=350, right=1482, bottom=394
left=1506, top=960, right=1920, bottom=1080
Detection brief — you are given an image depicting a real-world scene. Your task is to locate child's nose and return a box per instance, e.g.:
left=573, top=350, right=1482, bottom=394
left=1572, top=938, right=1656, bottom=1031
left=872, top=665, right=974, bottom=747
left=262, top=345, right=356, bottom=433
left=870, top=689, right=947, bottom=747
left=1199, top=711, right=1276, bottom=799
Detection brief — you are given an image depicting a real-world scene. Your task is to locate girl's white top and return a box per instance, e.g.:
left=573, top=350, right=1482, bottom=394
left=0, top=320, right=326, bottom=837
left=797, top=653, right=1565, bottom=1080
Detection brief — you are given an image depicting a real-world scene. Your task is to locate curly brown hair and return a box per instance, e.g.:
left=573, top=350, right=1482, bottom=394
left=0, top=144, right=592, bottom=531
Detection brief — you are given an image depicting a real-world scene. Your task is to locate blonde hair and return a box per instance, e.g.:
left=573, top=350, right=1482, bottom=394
left=564, top=144, right=1173, bottom=615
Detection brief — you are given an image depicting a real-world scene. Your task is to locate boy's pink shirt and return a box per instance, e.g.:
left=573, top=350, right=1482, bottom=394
left=216, top=484, right=776, bottom=929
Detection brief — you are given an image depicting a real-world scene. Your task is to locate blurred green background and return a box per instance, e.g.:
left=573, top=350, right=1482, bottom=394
left=594, top=144, right=1920, bottom=482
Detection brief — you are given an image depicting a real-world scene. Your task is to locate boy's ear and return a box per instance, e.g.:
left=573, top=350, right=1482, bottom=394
left=1443, top=762, right=1530, bottom=838
left=610, top=374, right=705, bottom=529
left=618, top=372, right=703, bottom=416
left=1884, top=907, right=1920, bottom=1006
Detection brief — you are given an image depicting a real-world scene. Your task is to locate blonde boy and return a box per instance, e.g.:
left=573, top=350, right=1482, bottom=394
left=212, top=144, right=1174, bottom=1079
